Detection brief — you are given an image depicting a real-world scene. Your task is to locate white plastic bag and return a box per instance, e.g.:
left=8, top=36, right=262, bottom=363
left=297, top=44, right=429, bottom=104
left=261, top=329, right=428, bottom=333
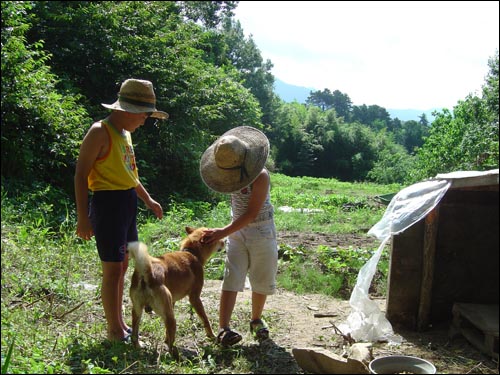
left=338, top=179, right=451, bottom=343
left=368, top=179, right=451, bottom=241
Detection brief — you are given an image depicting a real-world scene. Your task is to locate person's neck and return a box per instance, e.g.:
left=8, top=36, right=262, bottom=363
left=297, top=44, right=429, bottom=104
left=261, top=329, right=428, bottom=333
left=106, top=112, right=125, bottom=132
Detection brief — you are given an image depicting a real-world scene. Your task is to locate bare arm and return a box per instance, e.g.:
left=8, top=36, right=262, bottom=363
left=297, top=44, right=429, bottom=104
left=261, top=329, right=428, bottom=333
left=135, top=182, right=163, bottom=219
left=202, top=169, right=270, bottom=243
left=74, top=123, right=108, bottom=240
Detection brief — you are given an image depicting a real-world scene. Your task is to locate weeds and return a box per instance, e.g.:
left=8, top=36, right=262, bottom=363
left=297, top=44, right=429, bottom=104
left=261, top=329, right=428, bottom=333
left=1, top=173, right=396, bottom=374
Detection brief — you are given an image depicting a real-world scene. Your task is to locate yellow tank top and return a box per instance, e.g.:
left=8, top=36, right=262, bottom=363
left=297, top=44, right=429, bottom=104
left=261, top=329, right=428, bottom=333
left=88, top=120, right=139, bottom=191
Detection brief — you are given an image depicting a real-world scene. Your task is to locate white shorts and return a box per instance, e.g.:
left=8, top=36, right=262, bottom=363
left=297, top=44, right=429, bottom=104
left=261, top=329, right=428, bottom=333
left=222, top=220, right=278, bottom=295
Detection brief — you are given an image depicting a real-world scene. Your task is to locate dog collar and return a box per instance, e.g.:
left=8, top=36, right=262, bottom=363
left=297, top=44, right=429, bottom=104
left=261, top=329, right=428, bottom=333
left=182, top=248, right=196, bottom=255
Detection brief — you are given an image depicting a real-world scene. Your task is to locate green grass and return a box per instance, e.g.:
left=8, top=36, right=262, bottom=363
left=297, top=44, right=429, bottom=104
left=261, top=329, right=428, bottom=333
left=1, top=173, right=399, bottom=374
left=270, top=174, right=399, bottom=234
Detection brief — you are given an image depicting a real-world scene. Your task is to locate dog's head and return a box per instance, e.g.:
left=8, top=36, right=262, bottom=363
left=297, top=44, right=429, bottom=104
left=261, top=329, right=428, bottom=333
left=180, top=226, right=224, bottom=264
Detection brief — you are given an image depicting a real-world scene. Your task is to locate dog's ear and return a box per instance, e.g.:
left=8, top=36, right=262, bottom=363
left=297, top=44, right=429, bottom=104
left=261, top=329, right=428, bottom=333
left=185, top=226, right=194, bottom=234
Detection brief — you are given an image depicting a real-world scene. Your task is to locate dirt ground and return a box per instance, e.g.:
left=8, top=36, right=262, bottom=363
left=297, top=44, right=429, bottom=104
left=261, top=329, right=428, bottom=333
left=194, top=231, right=499, bottom=374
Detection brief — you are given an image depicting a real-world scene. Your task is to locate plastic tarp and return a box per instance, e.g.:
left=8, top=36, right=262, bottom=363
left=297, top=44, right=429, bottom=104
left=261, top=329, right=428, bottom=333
left=338, top=178, right=452, bottom=343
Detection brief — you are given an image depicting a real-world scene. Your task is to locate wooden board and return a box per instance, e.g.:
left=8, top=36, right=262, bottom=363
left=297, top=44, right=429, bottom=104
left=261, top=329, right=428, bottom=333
left=450, top=303, right=499, bottom=359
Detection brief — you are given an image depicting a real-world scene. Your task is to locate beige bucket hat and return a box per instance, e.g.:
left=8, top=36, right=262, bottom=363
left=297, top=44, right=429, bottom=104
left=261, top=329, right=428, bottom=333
left=200, top=126, right=270, bottom=193
left=101, top=78, right=169, bottom=119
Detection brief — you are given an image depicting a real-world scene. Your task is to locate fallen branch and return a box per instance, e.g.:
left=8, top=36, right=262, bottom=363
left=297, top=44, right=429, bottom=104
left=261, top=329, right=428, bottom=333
left=314, top=313, right=338, bottom=318
left=24, top=292, right=55, bottom=308
left=120, top=361, right=139, bottom=374
left=56, top=301, right=85, bottom=320
left=330, top=321, right=355, bottom=346
left=466, top=362, right=483, bottom=374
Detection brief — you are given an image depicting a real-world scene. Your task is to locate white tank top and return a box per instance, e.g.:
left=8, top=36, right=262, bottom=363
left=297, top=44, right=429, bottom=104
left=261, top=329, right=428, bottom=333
left=231, top=179, right=274, bottom=224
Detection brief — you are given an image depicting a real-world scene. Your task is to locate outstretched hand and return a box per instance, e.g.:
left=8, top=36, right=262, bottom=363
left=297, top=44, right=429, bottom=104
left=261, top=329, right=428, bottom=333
left=201, top=228, right=224, bottom=244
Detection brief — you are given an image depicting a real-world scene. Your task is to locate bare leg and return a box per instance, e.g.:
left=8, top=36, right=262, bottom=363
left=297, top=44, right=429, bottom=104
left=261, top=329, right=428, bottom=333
left=101, top=260, right=127, bottom=340
left=250, top=292, right=269, bottom=340
left=251, top=292, right=267, bottom=321
left=117, top=255, right=130, bottom=332
left=219, top=290, right=238, bottom=330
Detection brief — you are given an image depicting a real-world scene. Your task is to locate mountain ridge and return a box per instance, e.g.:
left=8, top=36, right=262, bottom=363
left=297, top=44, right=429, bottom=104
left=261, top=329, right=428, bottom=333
left=273, top=78, right=439, bottom=122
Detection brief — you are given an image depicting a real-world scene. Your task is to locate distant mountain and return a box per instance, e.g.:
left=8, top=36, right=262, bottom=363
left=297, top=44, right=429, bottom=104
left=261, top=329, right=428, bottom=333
left=387, top=108, right=438, bottom=122
left=274, top=78, right=316, bottom=103
left=273, top=78, right=437, bottom=122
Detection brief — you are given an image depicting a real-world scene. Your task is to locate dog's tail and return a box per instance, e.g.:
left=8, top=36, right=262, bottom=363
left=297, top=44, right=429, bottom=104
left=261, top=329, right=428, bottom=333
left=127, top=241, right=152, bottom=276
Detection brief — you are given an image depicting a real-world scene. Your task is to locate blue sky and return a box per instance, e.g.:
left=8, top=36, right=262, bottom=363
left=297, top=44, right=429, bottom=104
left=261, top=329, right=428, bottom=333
left=233, top=1, right=499, bottom=110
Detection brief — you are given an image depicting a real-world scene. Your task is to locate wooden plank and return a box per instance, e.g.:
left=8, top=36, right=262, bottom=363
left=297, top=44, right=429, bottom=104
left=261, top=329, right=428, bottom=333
left=386, top=220, right=425, bottom=329
left=417, top=207, right=439, bottom=331
left=453, top=303, right=499, bottom=335
left=451, top=303, right=499, bottom=359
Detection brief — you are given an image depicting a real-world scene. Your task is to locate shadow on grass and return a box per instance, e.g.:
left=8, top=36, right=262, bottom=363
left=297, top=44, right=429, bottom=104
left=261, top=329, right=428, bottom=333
left=209, top=338, right=303, bottom=374
left=66, top=336, right=302, bottom=374
left=66, top=337, right=176, bottom=373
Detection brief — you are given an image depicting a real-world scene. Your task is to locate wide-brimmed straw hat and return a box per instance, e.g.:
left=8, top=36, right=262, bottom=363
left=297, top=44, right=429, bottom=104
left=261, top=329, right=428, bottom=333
left=200, top=126, right=270, bottom=193
left=101, top=78, right=169, bottom=119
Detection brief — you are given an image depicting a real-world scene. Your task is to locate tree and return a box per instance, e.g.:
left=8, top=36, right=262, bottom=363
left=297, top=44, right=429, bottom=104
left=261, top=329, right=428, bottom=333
left=331, top=90, right=352, bottom=120
left=408, top=51, right=499, bottom=183
left=367, top=140, right=414, bottom=184
left=305, top=88, right=352, bottom=120
left=306, top=89, right=334, bottom=111
left=418, top=113, right=429, bottom=126
left=7, top=1, right=264, bottom=203
left=482, top=50, right=499, bottom=128
left=177, top=1, right=237, bottom=29
left=400, top=120, right=429, bottom=154
left=270, top=102, right=308, bottom=175
left=220, top=17, right=278, bottom=127
left=351, top=104, right=391, bottom=130
left=1, top=1, right=88, bottom=193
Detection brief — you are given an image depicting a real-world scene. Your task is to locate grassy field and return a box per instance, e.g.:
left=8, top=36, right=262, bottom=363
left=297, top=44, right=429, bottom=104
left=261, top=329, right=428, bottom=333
left=1, top=173, right=401, bottom=374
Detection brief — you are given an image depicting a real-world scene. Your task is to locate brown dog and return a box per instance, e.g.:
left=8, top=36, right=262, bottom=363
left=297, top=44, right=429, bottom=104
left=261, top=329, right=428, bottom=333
left=127, top=226, right=224, bottom=359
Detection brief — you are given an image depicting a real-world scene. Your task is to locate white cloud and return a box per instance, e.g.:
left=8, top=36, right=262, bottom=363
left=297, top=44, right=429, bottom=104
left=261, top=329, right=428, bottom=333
left=234, top=1, right=499, bottom=109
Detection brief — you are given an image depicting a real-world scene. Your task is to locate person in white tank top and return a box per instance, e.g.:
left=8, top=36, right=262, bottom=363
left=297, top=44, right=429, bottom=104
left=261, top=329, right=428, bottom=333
left=200, top=126, right=278, bottom=346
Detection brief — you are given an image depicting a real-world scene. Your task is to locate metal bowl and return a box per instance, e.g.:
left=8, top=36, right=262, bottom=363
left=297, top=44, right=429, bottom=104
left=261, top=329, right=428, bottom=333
left=369, top=355, right=436, bottom=374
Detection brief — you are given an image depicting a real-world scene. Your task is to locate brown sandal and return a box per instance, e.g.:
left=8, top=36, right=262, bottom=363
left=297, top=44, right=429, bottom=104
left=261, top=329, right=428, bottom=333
left=217, top=328, right=242, bottom=346
left=250, top=319, right=269, bottom=341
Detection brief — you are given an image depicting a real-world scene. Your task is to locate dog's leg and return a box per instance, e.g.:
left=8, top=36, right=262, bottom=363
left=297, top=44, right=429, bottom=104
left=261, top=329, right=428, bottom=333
left=130, top=299, right=144, bottom=348
left=189, top=293, right=215, bottom=339
left=153, top=285, right=179, bottom=360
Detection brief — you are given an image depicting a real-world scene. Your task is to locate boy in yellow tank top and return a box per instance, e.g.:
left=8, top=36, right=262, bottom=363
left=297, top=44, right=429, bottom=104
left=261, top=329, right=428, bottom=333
left=75, top=79, right=168, bottom=342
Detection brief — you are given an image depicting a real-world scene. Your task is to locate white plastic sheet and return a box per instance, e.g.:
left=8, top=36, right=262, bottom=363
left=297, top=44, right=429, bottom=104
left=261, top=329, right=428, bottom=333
left=338, top=179, right=451, bottom=343
left=368, top=179, right=451, bottom=241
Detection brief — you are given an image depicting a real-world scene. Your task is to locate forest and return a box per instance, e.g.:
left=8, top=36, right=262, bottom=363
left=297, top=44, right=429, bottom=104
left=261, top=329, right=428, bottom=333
left=1, top=3, right=499, bottom=373
left=1, top=1, right=499, bottom=206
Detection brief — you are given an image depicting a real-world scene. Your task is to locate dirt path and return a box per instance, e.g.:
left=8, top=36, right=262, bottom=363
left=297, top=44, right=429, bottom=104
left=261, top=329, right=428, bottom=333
left=165, top=231, right=498, bottom=373
left=191, top=231, right=497, bottom=374
left=197, top=279, right=498, bottom=374
left=277, top=230, right=381, bottom=250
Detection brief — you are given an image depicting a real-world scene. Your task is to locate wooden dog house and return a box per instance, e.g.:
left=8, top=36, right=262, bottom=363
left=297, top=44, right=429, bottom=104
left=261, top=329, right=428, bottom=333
left=385, top=169, right=499, bottom=357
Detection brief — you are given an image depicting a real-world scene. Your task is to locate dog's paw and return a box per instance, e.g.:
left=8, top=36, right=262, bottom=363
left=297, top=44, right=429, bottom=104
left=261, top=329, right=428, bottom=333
left=131, top=337, right=144, bottom=349
left=170, top=346, right=180, bottom=361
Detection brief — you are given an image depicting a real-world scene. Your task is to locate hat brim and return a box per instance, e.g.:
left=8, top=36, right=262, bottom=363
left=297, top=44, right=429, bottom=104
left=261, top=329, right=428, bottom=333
left=200, top=126, right=269, bottom=193
left=101, top=101, right=169, bottom=119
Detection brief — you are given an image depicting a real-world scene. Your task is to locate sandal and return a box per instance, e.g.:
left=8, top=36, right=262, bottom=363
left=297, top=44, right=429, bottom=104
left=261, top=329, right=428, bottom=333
left=216, top=328, right=242, bottom=346
left=121, top=333, right=132, bottom=343
left=250, top=319, right=269, bottom=341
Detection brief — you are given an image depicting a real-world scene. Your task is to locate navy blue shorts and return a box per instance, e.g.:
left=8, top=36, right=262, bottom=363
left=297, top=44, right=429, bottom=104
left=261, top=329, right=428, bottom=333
left=89, top=188, right=138, bottom=262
